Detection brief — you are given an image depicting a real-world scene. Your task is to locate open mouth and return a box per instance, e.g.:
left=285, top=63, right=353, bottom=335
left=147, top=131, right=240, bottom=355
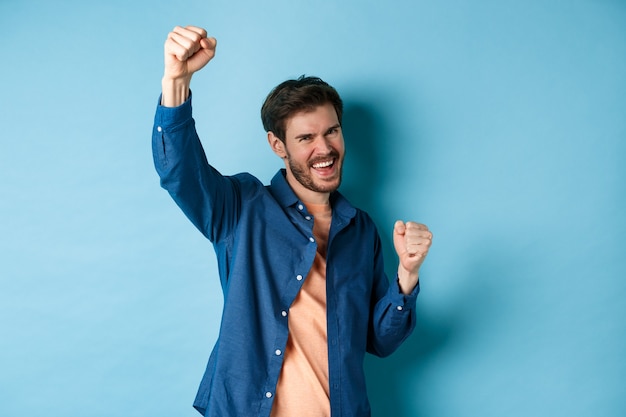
left=312, top=159, right=335, bottom=169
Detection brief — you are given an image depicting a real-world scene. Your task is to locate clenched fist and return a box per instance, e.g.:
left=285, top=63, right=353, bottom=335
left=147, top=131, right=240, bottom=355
left=393, top=221, right=433, bottom=294
left=161, top=26, right=217, bottom=107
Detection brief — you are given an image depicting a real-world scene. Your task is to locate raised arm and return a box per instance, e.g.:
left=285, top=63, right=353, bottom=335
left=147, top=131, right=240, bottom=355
left=161, top=26, right=217, bottom=107
left=153, top=26, right=242, bottom=243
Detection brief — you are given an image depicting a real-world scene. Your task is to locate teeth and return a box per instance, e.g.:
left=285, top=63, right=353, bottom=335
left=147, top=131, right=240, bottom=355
left=313, top=160, right=333, bottom=169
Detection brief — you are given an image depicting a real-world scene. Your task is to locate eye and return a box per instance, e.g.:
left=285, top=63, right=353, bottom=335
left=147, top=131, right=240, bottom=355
left=326, top=127, right=340, bottom=136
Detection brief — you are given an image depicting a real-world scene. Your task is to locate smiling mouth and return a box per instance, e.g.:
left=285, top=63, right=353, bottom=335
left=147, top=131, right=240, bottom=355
left=312, top=159, right=335, bottom=169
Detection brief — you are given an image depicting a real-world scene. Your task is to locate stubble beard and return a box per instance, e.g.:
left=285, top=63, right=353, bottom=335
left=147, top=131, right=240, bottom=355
left=286, top=150, right=344, bottom=194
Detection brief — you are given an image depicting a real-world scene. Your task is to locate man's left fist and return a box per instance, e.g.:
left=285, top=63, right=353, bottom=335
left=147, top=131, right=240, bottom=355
left=393, top=220, right=433, bottom=293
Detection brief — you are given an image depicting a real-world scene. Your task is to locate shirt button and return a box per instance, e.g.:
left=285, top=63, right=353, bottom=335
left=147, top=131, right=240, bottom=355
left=157, top=126, right=162, bottom=132
left=275, top=349, right=282, bottom=356
left=309, top=237, right=315, bottom=243
left=296, top=274, right=303, bottom=281
left=265, top=392, right=273, bottom=398
left=298, top=204, right=304, bottom=211
left=305, top=216, right=312, bottom=221
left=281, top=310, right=288, bottom=317
left=396, top=305, right=404, bottom=311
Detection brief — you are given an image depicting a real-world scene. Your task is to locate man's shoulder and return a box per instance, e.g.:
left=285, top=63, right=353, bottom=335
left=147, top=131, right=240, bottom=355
left=227, top=172, right=266, bottom=194
left=230, top=171, right=263, bottom=184
left=229, top=172, right=280, bottom=202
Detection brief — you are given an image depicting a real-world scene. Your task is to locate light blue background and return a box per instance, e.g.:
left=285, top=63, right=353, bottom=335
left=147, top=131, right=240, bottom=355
left=1, top=0, right=624, bottom=416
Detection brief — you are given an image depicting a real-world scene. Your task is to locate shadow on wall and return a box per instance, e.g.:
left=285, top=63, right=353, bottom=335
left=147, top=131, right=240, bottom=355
left=341, top=98, right=523, bottom=415
left=341, top=99, right=455, bottom=417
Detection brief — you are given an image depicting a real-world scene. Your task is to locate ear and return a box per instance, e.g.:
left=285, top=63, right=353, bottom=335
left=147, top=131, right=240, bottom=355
left=268, top=132, right=287, bottom=159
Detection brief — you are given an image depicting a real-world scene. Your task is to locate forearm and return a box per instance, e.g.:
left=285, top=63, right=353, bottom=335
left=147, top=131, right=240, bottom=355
left=161, top=76, right=191, bottom=107
left=366, top=237, right=419, bottom=357
left=152, top=97, right=236, bottom=241
left=367, top=280, right=419, bottom=357
left=397, top=266, right=419, bottom=295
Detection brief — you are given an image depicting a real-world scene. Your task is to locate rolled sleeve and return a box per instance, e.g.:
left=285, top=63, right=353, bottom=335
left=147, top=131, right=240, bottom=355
left=154, top=93, right=194, bottom=133
left=389, top=277, right=420, bottom=311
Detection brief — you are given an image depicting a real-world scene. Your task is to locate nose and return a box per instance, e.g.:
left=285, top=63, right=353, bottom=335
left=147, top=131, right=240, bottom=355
left=316, top=136, right=334, bottom=153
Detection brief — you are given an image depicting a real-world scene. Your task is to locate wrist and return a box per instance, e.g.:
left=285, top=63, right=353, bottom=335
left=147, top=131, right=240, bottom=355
left=397, top=266, right=419, bottom=295
left=161, top=76, right=191, bottom=107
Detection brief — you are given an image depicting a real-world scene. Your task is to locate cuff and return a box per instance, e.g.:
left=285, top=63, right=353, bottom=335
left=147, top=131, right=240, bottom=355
left=154, top=91, right=194, bottom=133
left=389, top=276, right=420, bottom=312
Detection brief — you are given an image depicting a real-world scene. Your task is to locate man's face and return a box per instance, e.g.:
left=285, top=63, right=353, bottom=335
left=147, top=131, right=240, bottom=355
left=277, top=103, right=345, bottom=198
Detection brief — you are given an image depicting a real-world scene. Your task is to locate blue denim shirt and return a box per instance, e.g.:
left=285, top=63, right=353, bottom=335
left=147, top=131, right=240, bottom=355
left=152, top=95, right=419, bottom=417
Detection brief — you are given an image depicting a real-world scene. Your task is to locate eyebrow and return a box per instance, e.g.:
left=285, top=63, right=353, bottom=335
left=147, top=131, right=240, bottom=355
left=294, top=132, right=314, bottom=140
left=294, top=124, right=341, bottom=141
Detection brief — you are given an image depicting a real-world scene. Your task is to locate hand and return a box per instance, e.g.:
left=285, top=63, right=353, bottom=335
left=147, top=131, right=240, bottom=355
left=164, top=25, right=216, bottom=81
left=393, top=221, right=433, bottom=294
left=161, top=26, right=217, bottom=107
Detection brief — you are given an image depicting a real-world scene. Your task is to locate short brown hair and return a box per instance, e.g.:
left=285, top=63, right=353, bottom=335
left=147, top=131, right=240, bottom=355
left=261, top=76, right=343, bottom=142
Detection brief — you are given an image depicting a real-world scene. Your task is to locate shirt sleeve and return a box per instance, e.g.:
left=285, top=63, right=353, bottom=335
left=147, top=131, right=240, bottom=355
left=151, top=93, right=240, bottom=243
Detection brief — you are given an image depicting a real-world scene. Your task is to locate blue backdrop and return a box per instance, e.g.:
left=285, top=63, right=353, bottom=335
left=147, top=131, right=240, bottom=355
left=1, top=0, right=624, bottom=416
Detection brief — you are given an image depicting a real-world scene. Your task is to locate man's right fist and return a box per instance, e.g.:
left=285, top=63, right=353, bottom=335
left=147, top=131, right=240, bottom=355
left=164, top=26, right=217, bottom=81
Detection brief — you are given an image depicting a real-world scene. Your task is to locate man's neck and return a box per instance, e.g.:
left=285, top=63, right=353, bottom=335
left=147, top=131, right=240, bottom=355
left=285, top=171, right=330, bottom=205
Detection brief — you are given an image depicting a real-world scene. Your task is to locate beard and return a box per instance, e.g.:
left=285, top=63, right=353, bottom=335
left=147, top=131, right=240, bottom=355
left=286, top=149, right=344, bottom=194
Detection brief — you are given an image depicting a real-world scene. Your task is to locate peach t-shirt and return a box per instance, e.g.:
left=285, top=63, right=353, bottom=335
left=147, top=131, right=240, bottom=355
left=270, top=202, right=332, bottom=417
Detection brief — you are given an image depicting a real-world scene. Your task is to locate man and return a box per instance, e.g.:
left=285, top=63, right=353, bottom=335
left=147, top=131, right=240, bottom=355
left=152, top=25, right=433, bottom=417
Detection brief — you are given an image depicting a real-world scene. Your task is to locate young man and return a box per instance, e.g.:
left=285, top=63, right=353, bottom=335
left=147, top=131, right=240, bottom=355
left=152, top=25, right=433, bottom=417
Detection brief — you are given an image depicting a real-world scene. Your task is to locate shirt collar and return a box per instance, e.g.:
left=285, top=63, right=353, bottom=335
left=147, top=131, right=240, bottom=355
left=269, top=169, right=357, bottom=219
